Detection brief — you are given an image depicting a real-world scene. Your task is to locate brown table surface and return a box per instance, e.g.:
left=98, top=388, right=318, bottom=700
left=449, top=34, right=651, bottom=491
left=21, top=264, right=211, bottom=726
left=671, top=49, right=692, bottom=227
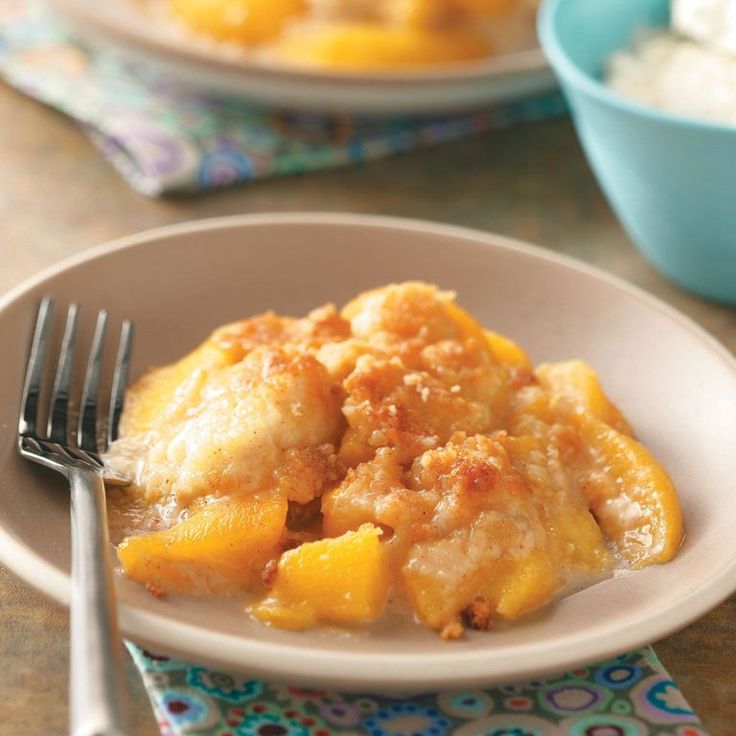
left=1, top=81, right=735, bottom=736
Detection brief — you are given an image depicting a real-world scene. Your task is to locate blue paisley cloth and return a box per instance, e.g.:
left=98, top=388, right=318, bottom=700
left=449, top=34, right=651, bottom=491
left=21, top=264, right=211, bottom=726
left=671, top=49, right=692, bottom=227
left=127, top=643, right=708, bottom=736
left=0, top=0, right=566, bottom=196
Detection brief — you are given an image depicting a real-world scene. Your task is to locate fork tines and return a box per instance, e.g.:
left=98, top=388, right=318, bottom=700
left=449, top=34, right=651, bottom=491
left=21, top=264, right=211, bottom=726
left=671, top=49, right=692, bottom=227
left=19, top=296, right=134, bottom=457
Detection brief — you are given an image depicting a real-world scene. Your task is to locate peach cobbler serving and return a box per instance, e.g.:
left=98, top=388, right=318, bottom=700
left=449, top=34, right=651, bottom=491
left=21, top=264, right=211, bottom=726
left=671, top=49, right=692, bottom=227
left=106, top=282, right=683, bottom=638
left=159, top=0, right=539, bottom=71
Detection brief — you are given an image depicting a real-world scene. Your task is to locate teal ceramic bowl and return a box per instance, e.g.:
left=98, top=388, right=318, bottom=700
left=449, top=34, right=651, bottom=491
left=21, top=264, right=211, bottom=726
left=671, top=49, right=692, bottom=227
left=539, top=0, right=736, bottom=304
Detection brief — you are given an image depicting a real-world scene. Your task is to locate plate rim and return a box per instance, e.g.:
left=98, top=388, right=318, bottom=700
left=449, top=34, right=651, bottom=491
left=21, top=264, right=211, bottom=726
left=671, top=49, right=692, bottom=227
left=2, top=212, right=736, bottom=689
left=49, top=0, right=549, bottom=85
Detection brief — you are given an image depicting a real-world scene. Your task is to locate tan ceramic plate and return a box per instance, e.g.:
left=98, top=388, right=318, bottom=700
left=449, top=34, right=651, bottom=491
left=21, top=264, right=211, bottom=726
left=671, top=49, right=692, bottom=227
left=1, top=214, right=735, bottom=691
left=48, top=0, right=554, bottom=115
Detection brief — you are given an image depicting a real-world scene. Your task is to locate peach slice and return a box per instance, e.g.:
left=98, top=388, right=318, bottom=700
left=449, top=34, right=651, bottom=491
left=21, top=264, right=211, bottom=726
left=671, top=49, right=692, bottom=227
left=170, top=0, right=307, bottom=46
left=252, top=524, right=391, bottom=629
left=578, top=417, right=683, bottom=567
left=494, top=550, right=560, bottom=620
left=117, top=493, right=287, bottom=595
left=485, top=330, right=533, bottom=371
left=537, top=360, right=632, bottom=435
left=444, top=301, right=492, bottom=349
left=445, top=301, right=532, bottom=370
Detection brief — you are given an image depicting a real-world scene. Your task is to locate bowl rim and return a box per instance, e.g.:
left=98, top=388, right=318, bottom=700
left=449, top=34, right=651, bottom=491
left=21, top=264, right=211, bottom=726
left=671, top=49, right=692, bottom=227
left=538, top=0, right=736, bottom=135
left=2, top=212, right=736, bottom=689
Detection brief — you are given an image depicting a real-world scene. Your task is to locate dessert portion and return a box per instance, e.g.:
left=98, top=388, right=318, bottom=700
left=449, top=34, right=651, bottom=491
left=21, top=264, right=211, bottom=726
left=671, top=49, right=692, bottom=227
left=106, top=282, right=683, bottom=638
left=161, top=0, right=539, bottom=70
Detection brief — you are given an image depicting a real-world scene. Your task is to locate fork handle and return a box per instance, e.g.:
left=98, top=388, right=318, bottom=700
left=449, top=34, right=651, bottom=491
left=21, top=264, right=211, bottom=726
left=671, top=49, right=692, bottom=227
left=69, top=468, right=130, bottom=736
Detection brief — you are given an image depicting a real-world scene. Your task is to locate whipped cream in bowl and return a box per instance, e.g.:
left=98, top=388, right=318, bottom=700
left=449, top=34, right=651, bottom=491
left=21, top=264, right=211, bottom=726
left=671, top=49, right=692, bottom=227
left=672, top=0, right=736, bottom=54
left=606, top=0, right=736, bottom=126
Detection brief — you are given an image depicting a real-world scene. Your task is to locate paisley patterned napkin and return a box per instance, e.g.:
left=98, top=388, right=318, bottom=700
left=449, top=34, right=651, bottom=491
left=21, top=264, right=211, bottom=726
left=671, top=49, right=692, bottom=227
left=0, top=0, right=566, bottom=196
left=127, top=643, right=708, bottom=736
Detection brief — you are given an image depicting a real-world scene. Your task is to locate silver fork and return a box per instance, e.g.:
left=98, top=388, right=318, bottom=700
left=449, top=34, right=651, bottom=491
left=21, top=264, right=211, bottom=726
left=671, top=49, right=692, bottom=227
left=18, top=296, right=134, bottom=736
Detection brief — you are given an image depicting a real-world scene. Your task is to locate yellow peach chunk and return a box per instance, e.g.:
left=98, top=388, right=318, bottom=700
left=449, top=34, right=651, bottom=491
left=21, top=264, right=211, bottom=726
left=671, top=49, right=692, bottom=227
left=578, top=418, right=683, bottom=567
left=270, top=23, right=490, bottom=70
left=171, top=0, right=307, bottom=46
left=444, top=301, right=492, bottom=351
left=485, top=330, right=533, bottom=371
left=544, top=503, right=613, bottom=571
left=537, top=360, right=632, bottom=435
left=494, top=550, right=559, bottom=620
left=444, top=302, right=532, bottom=370
left=117, top=493, right=287, bottom=595
left=252, top=524, right=391, bottom=629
